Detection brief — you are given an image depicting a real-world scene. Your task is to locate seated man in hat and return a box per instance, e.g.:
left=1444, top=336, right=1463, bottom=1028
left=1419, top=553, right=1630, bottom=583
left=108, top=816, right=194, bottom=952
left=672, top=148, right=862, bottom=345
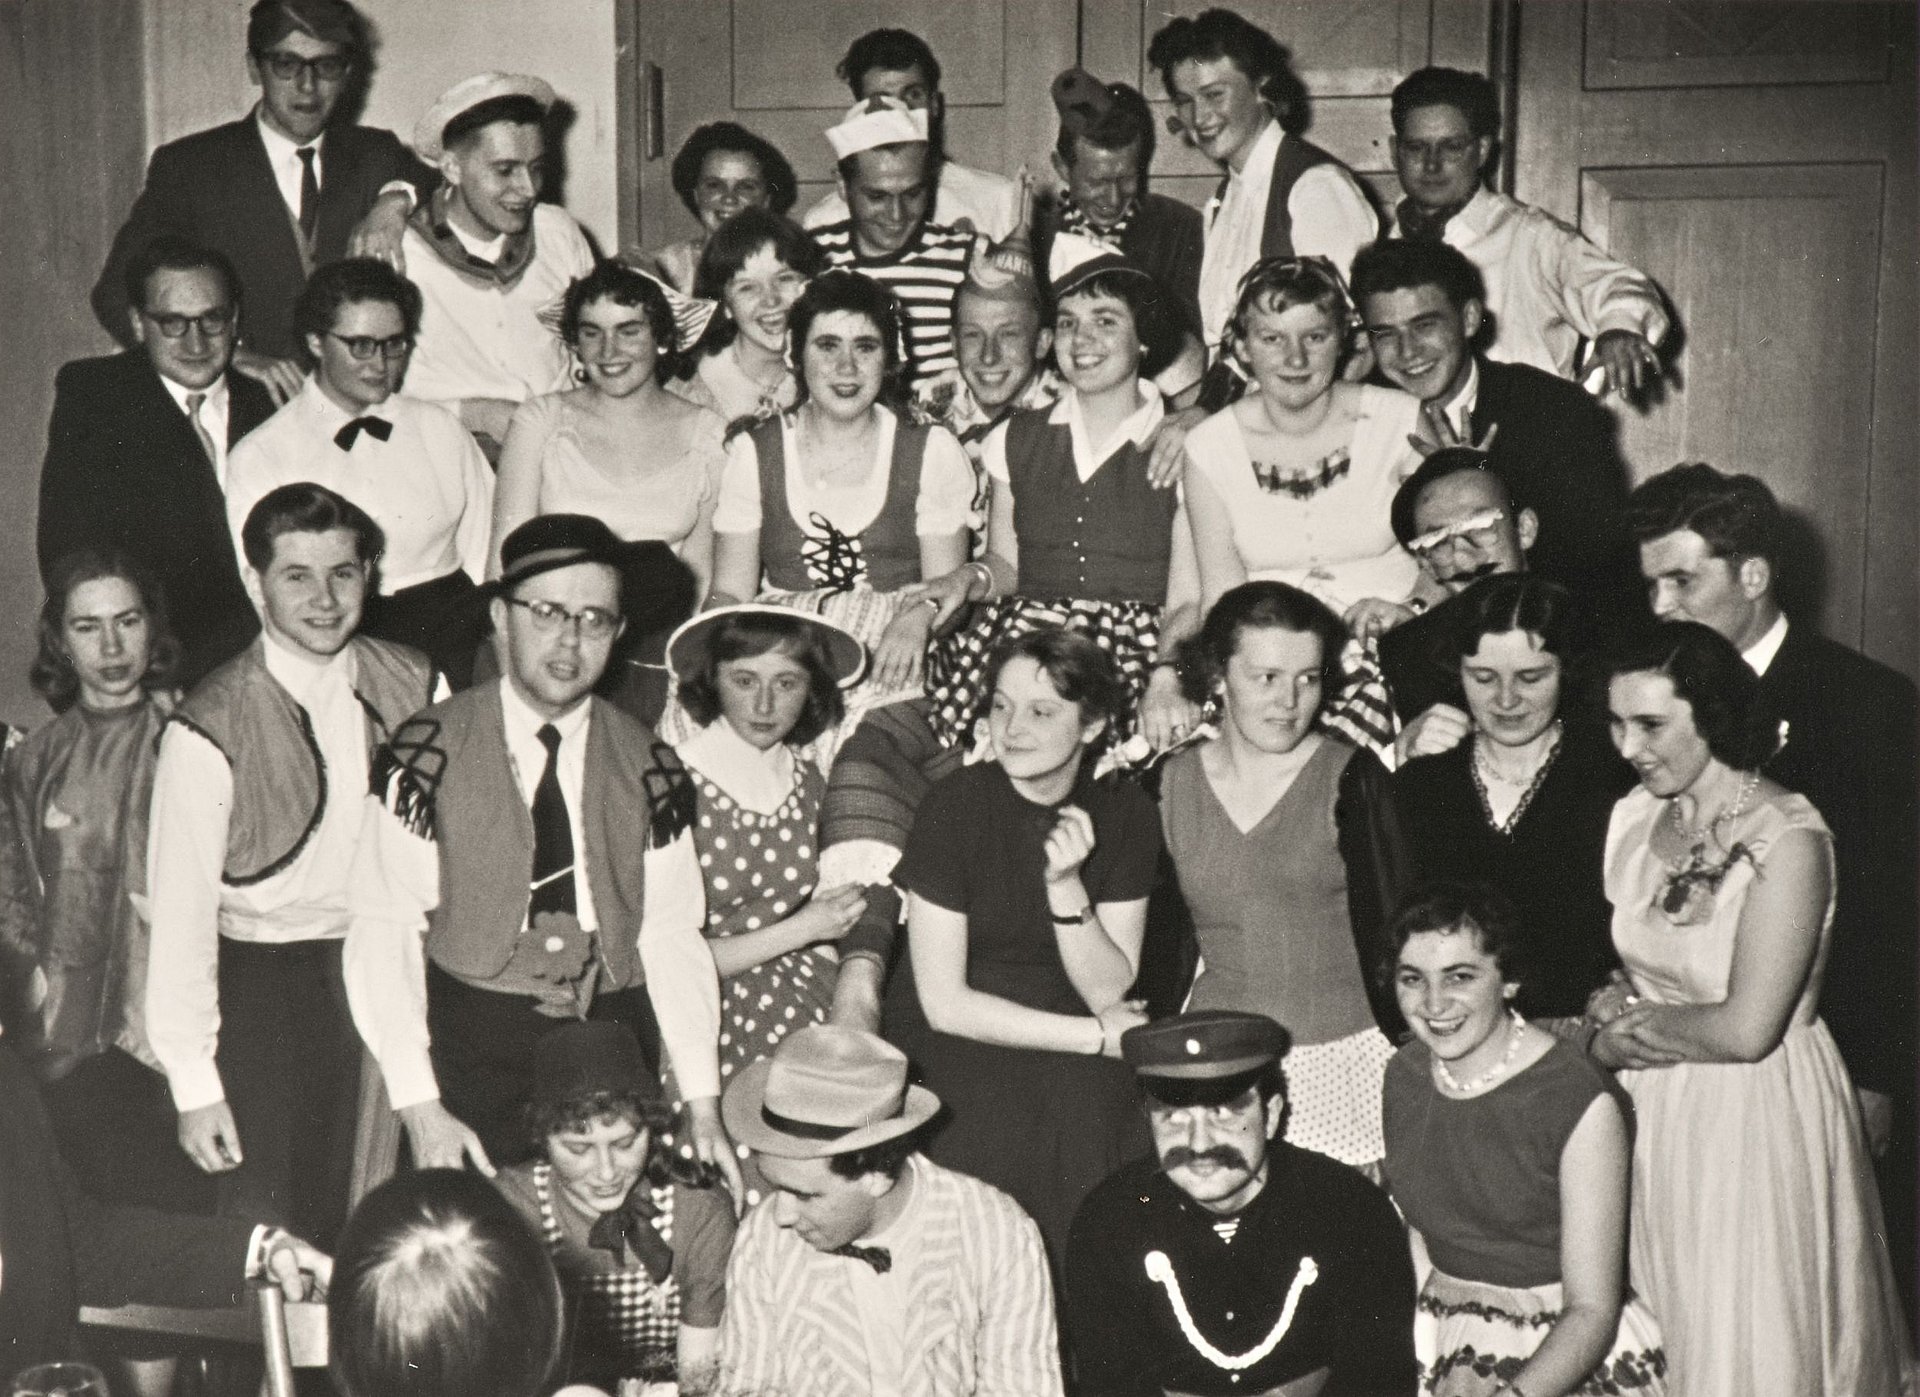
left=1066, top=1010, right=1418, bottom=1397
left=343, top=514, right=737, bottom=1197
left=717, top=1024, right=1064, bottom=1396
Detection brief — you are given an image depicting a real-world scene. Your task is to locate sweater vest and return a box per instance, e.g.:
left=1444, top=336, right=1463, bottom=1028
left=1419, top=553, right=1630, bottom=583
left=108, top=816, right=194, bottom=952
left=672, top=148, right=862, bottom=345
left=1208, top=134, right=1336, bottom=261
left=172, top=636, right=433, bottom=886
left=371, top=688, right=694, bottom=992
left=1004, top=409, right=1175, bottom=604
left=752, top=414, right=927, bottom=592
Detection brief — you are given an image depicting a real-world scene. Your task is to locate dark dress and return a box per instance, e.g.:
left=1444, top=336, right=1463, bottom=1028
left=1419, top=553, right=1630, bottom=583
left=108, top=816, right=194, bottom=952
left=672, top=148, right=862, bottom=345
left=1395, top=724, right=1633, bottom=1019
left=888, top=761, right=1158, bottom=1261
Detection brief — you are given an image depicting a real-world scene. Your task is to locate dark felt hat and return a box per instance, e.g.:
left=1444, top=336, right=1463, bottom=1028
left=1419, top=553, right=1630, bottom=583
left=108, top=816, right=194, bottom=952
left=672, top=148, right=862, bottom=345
left=531, top=1020, right=660, bottom=1109
left=491, top=513, right=697, bottom=636
left=1122, top=1010, right=1291, bottom=1082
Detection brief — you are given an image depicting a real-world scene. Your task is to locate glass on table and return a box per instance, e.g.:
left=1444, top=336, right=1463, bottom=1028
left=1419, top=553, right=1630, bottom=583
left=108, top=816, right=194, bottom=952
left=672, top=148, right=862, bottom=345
left=9, top=1363, right=110, bottom=1397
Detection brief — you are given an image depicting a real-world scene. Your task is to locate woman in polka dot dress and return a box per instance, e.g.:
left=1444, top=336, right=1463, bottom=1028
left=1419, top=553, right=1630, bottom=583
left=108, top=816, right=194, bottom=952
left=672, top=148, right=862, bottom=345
left=666, top=604, right=870, bottom=1197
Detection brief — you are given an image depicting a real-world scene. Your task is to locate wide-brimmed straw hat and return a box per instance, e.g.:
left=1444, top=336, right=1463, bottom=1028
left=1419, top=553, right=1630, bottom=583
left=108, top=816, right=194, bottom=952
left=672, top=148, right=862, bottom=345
left=665, top=603, right=867, bottom=689
left=722, top=1025, right=940, bottom=1159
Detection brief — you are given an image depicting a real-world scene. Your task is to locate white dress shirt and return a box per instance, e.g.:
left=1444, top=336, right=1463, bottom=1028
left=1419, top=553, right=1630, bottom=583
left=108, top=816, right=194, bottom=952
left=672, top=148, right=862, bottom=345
left=1397, top=186, right=1671, bottom=379
left=158, top=372, right=233, bottom=487
left=980, top=380, right=1166, bottom=487
left=254, top=110, right=322, bottom=223
left=146, top=633, right=373, bottom=1111
left=804, top=160, right=1020, bottom=240
left=1742, top=612, right=1790, bottom=677
left=343, top=678, right=721, bottom=1111
left=1435, top=357, right=1482, bottom=435
left=226, top=376, right=495, bottom=592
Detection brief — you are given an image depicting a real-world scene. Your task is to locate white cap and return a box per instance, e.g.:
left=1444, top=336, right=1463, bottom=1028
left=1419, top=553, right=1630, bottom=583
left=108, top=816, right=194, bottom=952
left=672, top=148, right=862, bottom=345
left=413, top=72, right=556, bottom=160
left=825, top=95, right=930, bottom=161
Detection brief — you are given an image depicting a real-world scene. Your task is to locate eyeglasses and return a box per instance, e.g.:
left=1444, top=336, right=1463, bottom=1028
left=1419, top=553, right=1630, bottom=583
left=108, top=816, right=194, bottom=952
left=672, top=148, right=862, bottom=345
left=139, top=308, right=235, bottom=338
left=326, top=331, right=413, bottom=361
left=1407, top=508, right=1508, bottom=560
left=507, top=597, right=622, bottom=640
left=255, top=50, right=352, bottom=83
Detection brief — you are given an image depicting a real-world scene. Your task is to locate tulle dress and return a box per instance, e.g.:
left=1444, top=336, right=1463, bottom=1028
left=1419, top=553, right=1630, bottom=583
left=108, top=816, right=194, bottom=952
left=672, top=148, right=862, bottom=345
left=1605, top=787, right=1914, bottom=1397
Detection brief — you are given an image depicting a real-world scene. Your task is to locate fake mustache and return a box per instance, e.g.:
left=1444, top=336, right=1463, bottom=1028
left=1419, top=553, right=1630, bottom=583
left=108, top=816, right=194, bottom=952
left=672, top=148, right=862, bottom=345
left=1161, top=1145, right=1251, bottom=1172
left=1443, top=560, right=1502, bottom=586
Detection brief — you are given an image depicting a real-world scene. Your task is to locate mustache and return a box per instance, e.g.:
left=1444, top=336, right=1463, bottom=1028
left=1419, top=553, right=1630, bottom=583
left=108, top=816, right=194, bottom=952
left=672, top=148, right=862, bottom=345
left=1442, top=559, right=1502, bottom=586
left=1161, top=1145, right=1251, bottom=1172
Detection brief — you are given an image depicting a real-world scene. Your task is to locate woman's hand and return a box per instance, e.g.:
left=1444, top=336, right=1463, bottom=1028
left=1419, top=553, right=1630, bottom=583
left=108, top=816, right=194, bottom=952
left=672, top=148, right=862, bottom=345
left=1343, top=597, right=1415, bottom=644
left=1138, top=665, right=1201, bottom=751
left=1096, top=999, right=1150, bottom=1057
left=1589, top=1004, right=1682, bottom=1071
left=872, top=601, right=936, bottom=691
left=790, top=885, right=869, bottom=944
left=1584, top=971, right=1639, bottom=1026
left=1043, top=806, right=1098, bottom=885
left=1144, top=406, right=1208, bottom=488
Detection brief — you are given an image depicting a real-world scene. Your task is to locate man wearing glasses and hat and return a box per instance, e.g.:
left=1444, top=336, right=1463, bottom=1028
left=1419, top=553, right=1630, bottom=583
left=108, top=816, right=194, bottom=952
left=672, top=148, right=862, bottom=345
left=1066, top=1010, right=1417, bottom=1397
left=343, top=514, right=739, bottom=1199
left=717, top=1024, right=1064, bottom=1396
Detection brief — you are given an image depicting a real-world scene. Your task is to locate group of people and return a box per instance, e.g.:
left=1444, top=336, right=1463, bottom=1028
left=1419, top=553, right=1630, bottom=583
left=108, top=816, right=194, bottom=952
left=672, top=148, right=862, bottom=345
left=8, top=2, right=1917, bottom=1396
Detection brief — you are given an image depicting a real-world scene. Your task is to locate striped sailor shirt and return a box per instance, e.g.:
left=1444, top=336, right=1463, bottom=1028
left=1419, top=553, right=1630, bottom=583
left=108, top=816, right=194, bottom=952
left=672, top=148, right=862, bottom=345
left=813, top=219, right=973, bottom=387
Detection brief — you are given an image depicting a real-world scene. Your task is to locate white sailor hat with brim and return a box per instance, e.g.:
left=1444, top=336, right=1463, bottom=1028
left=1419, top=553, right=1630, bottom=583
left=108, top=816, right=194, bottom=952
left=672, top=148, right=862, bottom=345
left=825, top=95, right=931, bottom=162
left=413, top=72, right=556, bottom=161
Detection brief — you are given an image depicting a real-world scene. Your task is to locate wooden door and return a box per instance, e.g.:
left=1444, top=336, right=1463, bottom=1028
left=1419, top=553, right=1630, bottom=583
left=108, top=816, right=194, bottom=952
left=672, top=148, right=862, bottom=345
left=620, top=0, right=1077, bottom=257
left=1513, top=1, right=1917, bottom=675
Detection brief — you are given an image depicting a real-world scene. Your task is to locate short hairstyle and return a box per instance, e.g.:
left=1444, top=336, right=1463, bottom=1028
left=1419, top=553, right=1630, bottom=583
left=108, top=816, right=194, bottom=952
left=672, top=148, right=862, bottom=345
left=1390, top=66, right=1500, bottom=141
left=786, top=270, right=912, bottom=413
left=294, top=257, right=423, bottom=342
left=1384, top=882, right=1530, bottom=988
left=1605, top=620, right=1776, bottom=770
left=670, top=121, right=799, bottom=219
left=692, top=208, right=828, bottom=356
left=124, top=236, right=240, bottom=315
left=32, top=547, right=180, bottom=713
left=1625, top=462, right=1783, bottom=573
left=983, top=627, right=1130, bottom=740
left=1226, top=256, right=1354, bottom=347
left=1055, top=80, right=1156, bottom=172
left=441, top=94, right=546, bottom=154
left=240, top=482, right=384, bottom=572
left=825, top=1130, right=921, bottom=1183
left=1176, top=580, right=1346, bottom=706
left=674, top=610, right=847, bottom=748
left=523, top=1089, right=713, bottom=1190
left=1350, top=237, right=1487, bottom=317
left=247, top=0, right=364, bottom=56
left=558, top=260, right=683, bottom=380
left=1146, top=9, right=1308, bottom=134
left=1056, top=267, right=1184, bottom=380
left=1389, top=448, right=1513, bottom=546
left=833, top=139, right=932, bottom=192
left=329, top=1170, right=563, bottom=1397
left=837, top=29, right=941, bottom=97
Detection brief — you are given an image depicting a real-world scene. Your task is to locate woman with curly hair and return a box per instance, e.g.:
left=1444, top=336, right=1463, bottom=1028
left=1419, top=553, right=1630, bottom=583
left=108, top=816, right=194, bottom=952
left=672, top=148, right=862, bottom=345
left=644, top=121, right=800, bottom=294
left=674, top=208, right=827, bottom=425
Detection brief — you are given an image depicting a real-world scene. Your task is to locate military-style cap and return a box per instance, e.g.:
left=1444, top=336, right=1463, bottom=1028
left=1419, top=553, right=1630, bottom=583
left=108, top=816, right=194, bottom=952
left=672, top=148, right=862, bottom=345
left=1121, top=1010, right=1291, bottom=1081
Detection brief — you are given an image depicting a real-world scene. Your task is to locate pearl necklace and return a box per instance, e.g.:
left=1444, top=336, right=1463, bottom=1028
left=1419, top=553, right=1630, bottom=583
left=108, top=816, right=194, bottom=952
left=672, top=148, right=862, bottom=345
left=1670, top=769, right=1760, bottom=843
left=1434, top=1007, right=1527, bottom=1093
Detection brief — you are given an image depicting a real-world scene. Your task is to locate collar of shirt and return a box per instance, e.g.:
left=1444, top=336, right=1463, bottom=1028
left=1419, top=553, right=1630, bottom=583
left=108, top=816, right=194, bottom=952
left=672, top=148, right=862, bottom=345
left=254, top=108, right=324, bottom=214
left=412, top=189, right=534, bottom=288
left=1742, top=612, right=1790, bottom=676
left=1440, top=185, right=1501, bottom=245
left=448, top=218, right=507, bottom=262
left=259, top=627, right=356, bottom=706
left=1436, top=356, right=1480, bottom=434
left=499, top=676, right=591, bottom=769
left=677, top=718, right=796, bottom=816
left=1210, top=119, right=1284, bottom=218
left=1051, top=381, right=1164, bottom=483
left=158, top=370, right=231, bottom=421
left=294, top=373, right=394, bottom=436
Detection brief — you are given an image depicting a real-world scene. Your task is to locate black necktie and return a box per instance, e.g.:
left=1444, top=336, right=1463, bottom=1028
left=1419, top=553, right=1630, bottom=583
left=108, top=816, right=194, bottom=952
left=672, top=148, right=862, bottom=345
left=831, top=1243, right=892, bottom=1274
left=296, top=146, right=320, bottom=246
left=334, top=416, right=393, bottom=450
left=530, top=724, right=576, bottom=916
left=1397, top=195, right=1467, bottom=243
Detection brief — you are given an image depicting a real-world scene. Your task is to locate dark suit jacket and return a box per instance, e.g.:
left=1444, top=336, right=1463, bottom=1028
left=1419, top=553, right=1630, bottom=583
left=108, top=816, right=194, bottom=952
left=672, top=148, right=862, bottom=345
left=1755, top=623, right=1919, bottom=1099
left=38, top=351, right=275, bottom=687
left=92, top=117, right=431, bottom=359
left=1033, top=193, right=1206, bottom=340
left=0, top=1044, right=254, bottom=1374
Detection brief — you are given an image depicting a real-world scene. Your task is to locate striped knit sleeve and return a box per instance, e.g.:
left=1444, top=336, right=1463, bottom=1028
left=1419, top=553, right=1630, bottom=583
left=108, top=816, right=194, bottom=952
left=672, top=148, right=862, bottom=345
left=970, top=1181, right=1066, bottom=1396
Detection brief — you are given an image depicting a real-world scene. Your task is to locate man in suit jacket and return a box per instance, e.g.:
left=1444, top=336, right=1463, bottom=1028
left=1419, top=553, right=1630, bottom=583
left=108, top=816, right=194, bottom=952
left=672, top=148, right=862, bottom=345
left=1629, top=463, right=1919, bottom=1299
left=91, top=0, right=430, bottom=401
left=40, top=237, right=275, bottom=688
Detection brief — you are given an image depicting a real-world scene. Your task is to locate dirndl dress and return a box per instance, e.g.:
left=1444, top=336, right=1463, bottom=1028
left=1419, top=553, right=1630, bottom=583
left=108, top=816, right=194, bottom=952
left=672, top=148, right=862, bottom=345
left=532, top=1162, right=683, bottom=1385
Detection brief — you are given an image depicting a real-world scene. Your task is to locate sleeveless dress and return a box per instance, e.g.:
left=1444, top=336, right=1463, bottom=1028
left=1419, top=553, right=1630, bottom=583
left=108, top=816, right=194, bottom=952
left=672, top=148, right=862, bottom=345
left=1605, top=787, right=1914, bottom=1397
left=1384, top=1039, right=1666, bottom=1396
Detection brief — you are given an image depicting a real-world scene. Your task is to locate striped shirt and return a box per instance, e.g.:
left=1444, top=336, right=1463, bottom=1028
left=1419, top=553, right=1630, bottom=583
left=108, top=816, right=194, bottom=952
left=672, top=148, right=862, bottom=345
left=814, top=220, right=972, bottom=387
left=718, top=1154, right=1063, bottom=1397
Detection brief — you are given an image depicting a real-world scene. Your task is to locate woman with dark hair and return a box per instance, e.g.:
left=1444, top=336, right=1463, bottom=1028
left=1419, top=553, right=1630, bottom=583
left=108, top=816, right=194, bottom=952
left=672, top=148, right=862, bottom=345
left=330, top=1169, right=565, bottom=1397
left=0, top=548, right=212, bottom=1214
left=1158, top=581, right=1410, bottom=1173
left=645, top=122, right=800, bottom=294
left=1395, top=577, right=1633, bottom=1025
left=674, top=208, right=827, bottom=424
left=707, top=269, right=975, bottom=744
left=888, top=627, right=1158, bottom=1259
left=492, top=1021, right=735, bottom=1391
left=1382, top=884, right=1665, bottom=1397
left=924, top=235, right=1203, bottom=758
left=1592, top=620, right=1911, bottom=1394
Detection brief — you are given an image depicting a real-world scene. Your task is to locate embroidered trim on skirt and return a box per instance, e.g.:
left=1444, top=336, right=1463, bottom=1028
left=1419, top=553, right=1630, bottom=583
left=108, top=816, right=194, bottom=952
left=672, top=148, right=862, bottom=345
left=1416, top=1266, right=1667, bottom=1396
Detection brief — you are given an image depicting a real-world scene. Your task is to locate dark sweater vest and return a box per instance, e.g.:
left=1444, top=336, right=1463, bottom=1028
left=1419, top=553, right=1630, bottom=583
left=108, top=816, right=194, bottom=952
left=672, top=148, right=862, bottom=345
left=1004, top=407, right=1175, bottom=604
left=373, top=687, right=692, bottom=992
left=172, top=635, right=432, bottom=885
left=752, top=413, right=927, bottom=592
left=1253, top=134, right=1337, bottom=259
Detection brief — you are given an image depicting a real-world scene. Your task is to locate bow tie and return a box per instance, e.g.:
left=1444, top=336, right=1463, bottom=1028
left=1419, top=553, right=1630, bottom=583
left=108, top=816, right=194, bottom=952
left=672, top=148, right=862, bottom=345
left=1396, top=196, right=1468, bottom=243
left=334, top=416, right=393, bottom=450
left=585, top=1194, right=675, bottom=1282
left=831, top=1242, right=892, bottom=1274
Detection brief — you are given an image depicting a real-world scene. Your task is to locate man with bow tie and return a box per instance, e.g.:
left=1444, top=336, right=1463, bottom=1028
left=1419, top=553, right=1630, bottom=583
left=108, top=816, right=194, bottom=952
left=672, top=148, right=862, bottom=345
left=226, top=257, right=494, bottom=686
left=717, top=1025, right=1064, bottom=1397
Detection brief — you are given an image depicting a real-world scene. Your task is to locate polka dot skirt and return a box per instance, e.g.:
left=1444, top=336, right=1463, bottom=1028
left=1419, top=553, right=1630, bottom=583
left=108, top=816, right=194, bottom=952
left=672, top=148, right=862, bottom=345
left=1282, top=1026, right=1397, bottom=1167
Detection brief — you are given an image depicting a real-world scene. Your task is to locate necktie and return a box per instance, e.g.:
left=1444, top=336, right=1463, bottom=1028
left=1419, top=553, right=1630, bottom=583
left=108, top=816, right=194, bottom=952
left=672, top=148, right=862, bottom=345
left=185, top=392, right=218, bottom=467
left=334, top=416, right=393, bottom=450
left=831, top=1242, right=892, bottom=1274
left=530, top=724, right=576, bottom=916
left=296, top=146, right=320, bottom=246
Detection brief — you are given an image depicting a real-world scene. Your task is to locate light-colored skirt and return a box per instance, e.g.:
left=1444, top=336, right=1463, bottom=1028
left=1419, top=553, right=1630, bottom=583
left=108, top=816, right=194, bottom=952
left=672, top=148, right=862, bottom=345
left=1283, top=1026, right=1397, bottom=1166
left=1417, top=1266, right=1667, bottom=1396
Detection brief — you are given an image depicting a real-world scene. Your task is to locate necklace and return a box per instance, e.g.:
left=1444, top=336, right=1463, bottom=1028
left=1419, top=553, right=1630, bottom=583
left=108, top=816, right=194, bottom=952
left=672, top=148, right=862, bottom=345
left=1434, top=1007, right=1527, bottom=1093
left=1470, top=722, right=1562, bottom=835
left=1670, top=769, right=1760, bottom=842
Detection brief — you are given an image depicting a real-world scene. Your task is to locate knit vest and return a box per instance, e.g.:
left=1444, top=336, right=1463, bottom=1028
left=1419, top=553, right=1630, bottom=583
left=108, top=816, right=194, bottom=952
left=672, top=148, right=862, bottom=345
left=172, top=635, right=433, bottom=886
left=752, top=413, right=927, bottom=592
left=1004, top=408, right=1175, bottom=604
left=1209, top=133, right=1336, bottom=261
left=371, top=687, right=694, bottom=992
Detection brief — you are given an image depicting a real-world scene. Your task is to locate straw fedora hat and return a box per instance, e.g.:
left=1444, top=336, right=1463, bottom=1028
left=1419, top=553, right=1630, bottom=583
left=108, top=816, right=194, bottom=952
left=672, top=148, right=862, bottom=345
left=722, top=1025, right=940, bottom=1160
